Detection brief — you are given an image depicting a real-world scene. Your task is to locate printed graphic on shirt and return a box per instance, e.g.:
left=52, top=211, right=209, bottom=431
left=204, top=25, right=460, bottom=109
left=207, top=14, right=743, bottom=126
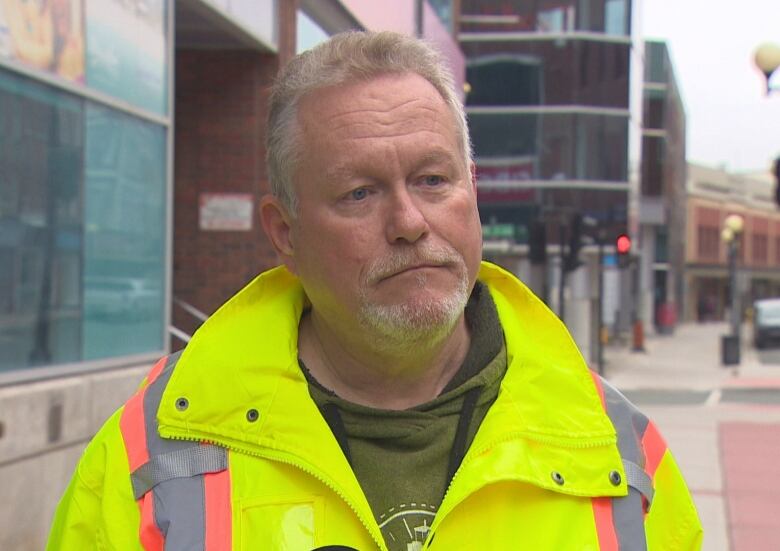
left=378, top=503, right=437, bottom=551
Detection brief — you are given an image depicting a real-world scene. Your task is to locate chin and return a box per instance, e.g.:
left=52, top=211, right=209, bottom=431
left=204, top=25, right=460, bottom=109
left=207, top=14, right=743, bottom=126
left=358, top=286, right=469, bottom=348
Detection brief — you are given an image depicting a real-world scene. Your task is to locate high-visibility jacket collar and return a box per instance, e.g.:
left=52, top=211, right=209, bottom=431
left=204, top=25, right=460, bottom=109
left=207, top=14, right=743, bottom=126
left=157, top=262, right=626, bottom=529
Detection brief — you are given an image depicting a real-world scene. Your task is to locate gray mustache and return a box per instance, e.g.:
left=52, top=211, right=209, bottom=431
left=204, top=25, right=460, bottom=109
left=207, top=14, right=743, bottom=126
left=364, top=244, right=463, bottom=283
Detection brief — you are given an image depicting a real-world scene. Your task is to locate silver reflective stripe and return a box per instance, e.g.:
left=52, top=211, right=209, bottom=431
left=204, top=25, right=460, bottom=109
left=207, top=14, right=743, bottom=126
left=131, top=444, right=228, bottom=500
left=623, top=459, right=654, bottom=506
left=600, top=377, right=650, bottom=551
left=141, top=351, right=210, bottom=550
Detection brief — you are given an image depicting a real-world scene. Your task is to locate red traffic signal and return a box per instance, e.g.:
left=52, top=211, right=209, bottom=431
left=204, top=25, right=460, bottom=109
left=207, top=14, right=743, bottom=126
left=616, top=234, right=631, bottom=255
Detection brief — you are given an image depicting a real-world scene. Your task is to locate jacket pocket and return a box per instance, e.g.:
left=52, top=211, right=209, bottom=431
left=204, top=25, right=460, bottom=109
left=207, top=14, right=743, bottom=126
left=238, top=497, right=322, bottom=550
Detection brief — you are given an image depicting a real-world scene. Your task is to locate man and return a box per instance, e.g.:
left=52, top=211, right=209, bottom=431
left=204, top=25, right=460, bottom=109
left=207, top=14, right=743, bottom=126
left=48, top=31, right=701, bottom=550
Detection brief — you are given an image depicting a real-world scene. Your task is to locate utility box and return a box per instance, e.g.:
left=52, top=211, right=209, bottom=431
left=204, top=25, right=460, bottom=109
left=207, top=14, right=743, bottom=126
left=721, top=335, right=740, bottom=366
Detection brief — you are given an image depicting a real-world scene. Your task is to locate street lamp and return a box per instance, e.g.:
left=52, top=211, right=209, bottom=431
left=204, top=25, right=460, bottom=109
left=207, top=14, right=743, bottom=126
left=721, top=214, right=744, bottom=365
left=754, top=42, right=780, bottom=95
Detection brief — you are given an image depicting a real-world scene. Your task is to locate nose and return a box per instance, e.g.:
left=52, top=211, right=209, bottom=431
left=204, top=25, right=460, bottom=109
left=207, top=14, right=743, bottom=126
left=384, top=188, right=429, bottom=244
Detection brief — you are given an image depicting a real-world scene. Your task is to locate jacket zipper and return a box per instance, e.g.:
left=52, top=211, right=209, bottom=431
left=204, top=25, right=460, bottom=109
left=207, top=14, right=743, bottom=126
left=160, top=430, right=387, bottom=551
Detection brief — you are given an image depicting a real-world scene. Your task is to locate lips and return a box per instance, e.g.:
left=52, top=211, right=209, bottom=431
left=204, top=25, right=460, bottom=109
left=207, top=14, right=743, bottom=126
left=387, top=263, right=442, bottom=279
left=364, top=244, right=463, bottom=285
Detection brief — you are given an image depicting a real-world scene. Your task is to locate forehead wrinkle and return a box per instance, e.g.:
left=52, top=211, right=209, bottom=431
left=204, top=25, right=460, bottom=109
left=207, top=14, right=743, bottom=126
left=322, top=101, right=443, bottom=130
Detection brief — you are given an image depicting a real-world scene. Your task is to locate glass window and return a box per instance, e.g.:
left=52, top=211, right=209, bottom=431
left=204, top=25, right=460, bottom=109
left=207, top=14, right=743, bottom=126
left=604, top=0, right=626, bottom=35
left=0, top=69, right=84, bottom=371
left=85, top=0, right=168, bottom=116
left=466, top=55, right=542, bottom=106
left=427, top=0, right=454, bottom=32
left=82, top=104, right=166, bottom=360
left=644, top=91, right=665, bottom=129
left=655, top=228, right=668, bottom=263
left=296, top=11, right=329, bottom=54
left=641, top=135, right=664, bottom=196
left=645, top=42, right=667, bottom=84
left=469, top=112, right=629, bottom=182
left=462, top=40, right=630, bottom=108
left=0, top=67, right=167, bottom=374
left=460, top=0, right=629, bottom=35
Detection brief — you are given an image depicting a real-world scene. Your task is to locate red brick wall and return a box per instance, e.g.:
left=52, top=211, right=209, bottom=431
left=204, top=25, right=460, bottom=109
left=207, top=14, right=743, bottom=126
left=172, top=49, right=281, bottom=339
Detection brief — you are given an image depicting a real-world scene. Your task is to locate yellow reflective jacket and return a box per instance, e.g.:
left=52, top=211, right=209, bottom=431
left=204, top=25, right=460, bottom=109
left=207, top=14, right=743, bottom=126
left=48, top=262, right=702, bottom=550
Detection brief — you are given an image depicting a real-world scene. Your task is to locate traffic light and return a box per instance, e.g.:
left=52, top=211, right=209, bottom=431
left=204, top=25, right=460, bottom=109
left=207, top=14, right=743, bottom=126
left=564, top=214, right=584, bottom=272
left=616, top=233, right=632, bottom=269
left=528, top=221, right=547, bottom=264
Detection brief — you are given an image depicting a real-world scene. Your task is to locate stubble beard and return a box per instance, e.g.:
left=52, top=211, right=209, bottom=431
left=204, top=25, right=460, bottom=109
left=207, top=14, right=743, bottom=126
left=357, top=244, right=472, bottom=352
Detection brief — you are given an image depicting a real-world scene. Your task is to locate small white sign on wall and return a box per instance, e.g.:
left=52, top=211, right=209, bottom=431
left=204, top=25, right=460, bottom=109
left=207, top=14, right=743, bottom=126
left=199, top=193, right=253, bottom=231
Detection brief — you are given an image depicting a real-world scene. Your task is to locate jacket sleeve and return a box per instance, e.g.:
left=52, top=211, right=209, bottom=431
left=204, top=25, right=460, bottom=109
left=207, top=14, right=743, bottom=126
left=46, top=408, right=143, bottom=551
left=645, top=444, right=703, bottom=550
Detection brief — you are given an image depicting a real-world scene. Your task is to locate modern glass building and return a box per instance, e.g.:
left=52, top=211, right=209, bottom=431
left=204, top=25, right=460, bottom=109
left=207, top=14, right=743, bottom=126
left=457, top=0, right=641, bottom=357
left=460, top=0, right=633, bottom=230
left=639, top=40, right=687, bottom=333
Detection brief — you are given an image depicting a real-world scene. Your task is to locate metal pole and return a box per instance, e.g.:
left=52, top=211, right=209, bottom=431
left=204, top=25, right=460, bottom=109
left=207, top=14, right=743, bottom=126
left=729, top=240, right=739, bottom=338
left=597, top=239, right=605, bottom=375
left=559, top=224, right=567, bottom=322
left=415, top=0, right=424, bottom=37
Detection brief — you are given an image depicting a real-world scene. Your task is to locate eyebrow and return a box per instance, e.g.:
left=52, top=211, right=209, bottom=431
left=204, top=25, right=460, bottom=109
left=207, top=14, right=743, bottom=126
left=322, top=149, right=463, bottom=185
left=412, top=150, right=462, bottom=171
left=323, top=164, right=358, bottom=186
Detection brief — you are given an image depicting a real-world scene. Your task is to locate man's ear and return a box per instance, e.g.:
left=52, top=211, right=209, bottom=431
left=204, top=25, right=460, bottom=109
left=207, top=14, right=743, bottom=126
left=259, top=195, right=297, bottom=273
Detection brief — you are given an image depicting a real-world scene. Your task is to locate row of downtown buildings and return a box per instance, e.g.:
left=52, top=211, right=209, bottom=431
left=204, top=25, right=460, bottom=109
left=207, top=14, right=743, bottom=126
left=0, top=0, right=776, bottom=545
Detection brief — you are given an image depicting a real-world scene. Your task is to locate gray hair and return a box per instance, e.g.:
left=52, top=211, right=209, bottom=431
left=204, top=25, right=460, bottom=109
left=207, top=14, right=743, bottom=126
left=266, top=30, right=472, bottom=214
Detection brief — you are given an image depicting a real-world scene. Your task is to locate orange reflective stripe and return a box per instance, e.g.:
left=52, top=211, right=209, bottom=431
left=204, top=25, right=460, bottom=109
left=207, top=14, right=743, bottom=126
left=146, top=356, right=168, bottom=387
left=641, top=421, right=667, bottom=479
left=119, top=356, right=169, bottom=551
left=592, top=497, right=619, bottom=551
left=589, top=370, right=607, bottom=410
left=204, top=468, right=233, bottom=550
left=139, top=493, right=165, bottom=551
left=120, top=389, right=149, bottom=472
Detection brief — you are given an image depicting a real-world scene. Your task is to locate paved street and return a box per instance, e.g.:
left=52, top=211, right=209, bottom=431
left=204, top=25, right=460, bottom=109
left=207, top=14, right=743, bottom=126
left=602, top=322, right=780, bottom=551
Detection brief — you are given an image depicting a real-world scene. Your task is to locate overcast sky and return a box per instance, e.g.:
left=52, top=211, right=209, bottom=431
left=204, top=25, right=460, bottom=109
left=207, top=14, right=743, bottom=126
left=641, top=0, right=780, bottom=173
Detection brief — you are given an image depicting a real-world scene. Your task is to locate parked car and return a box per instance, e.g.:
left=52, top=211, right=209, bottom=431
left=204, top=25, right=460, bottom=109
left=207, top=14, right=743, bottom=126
left=752, top=298, right=780, bottom=349
left=85, top=277, right=161, bottom=321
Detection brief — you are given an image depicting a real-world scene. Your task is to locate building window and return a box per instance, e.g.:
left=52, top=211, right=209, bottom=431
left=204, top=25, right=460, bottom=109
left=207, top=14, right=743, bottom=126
left=469, top=111, right=629, bottom=182
left=753, top=234, right=768, bottom=266
left=460, top=0, right=629, bottom=35
left=466, top=55, right=542, bottom=106
left=604, top=0, right=627, bottom=35
left=696, top=225, right=720, bottom=262
left=0, top=68, right=167, bottom=374
left=641, top=135, right=664, bottom=196
left=85, top=0, right=168, bottom=115
left=427, top=0, right=454, bottom=31
left=82, top=104, right=166, bottom=360
left=655, top=227, right=668, bottom=263
left=645, top=42, right=667, bottom=83
left=775, top=236, right=780, bottom=265
left=643, top=89, right=665, bottom=129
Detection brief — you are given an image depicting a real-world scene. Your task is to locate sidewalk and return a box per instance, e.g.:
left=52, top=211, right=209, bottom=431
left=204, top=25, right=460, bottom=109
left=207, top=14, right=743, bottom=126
left=601, top=322, right=780, bottom=551
left=602, top=321, right=780, bottom=391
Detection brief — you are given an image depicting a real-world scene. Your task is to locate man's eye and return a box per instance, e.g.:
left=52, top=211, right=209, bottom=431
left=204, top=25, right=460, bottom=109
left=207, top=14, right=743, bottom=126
left=350, top=188, right=369, bottom=201
left=422, top=175, right=445, bottom=187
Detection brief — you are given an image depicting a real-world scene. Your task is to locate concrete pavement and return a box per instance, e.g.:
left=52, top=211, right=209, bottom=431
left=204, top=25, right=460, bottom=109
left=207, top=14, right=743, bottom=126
left=601, top=322, right=780, bottom=551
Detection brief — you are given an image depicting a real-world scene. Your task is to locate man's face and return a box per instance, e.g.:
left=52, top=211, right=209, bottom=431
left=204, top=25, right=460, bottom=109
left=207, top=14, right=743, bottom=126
left=281, top=73, right=482, bottom=341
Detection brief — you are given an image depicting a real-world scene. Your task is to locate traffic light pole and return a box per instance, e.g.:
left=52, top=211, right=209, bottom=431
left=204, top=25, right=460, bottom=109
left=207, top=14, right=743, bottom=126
left=559, top=223, right=567, bottom=322
left=597, top=238, right=605, bottom=375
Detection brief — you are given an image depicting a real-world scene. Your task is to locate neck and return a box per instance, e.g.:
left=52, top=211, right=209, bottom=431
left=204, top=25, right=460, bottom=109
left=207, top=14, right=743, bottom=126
left=298, top=309, right=471, bottom=410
